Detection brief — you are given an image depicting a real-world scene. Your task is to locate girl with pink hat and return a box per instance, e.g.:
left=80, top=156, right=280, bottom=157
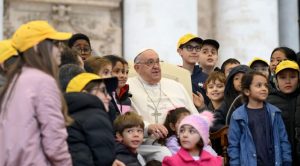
left=162, top=111, right=222, bottom=166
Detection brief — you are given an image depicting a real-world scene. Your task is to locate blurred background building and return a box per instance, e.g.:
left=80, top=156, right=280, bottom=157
left=1, top=0, right=299, bottom=65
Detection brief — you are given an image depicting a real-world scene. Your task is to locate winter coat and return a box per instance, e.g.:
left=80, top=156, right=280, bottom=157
left=267, top=89, right=300, bottom=165
left=0, top=67, right=72, bottom=166
left=228, top=103, right=292, bottom=166
left=65, top=92, right=115, bottom=166
left=162, top=148, right=222, bottom=166
left=115, top=142, right=142, bottom=166
left=212, top=65, right=251, bottom=132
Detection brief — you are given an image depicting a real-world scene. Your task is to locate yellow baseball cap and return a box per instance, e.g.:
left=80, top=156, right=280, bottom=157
left=11, top=20, right=72, bottom=52
left=248, top=57, right=269, bottom=68
left=0, top=40, right=18, bottom=63
left=66, top=73, right=118, bottom=93
left=275, top=60, right=299, bottom=75
left=177, top=33, right=203, bottom=49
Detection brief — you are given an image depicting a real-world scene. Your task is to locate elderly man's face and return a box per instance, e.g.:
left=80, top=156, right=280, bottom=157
left=135, top=50, right=161, bottom=84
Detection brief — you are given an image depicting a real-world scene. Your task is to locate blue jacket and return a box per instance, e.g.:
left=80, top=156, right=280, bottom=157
left=228, top=103, right=292, bottom=166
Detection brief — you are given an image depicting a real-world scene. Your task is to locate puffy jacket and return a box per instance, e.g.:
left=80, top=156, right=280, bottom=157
left=267, top=89, right=300, bottom=165
left=115, top=142, right=142, bottom=166
left=162, top=148, right=222, bottom=166
left=65, top=92, right=115, bottom=166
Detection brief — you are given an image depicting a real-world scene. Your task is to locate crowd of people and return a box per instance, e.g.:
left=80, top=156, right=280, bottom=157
left=0, top=20, right=299, bottom=166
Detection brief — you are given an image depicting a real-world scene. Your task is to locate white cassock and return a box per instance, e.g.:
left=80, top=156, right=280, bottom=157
left=128, top=76, right=199, bottom=162
left=128, top=76, right=199, bottom=130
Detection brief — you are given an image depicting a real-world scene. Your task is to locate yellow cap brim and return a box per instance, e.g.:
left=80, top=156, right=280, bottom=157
left=47, top=32, right=72, bottom=41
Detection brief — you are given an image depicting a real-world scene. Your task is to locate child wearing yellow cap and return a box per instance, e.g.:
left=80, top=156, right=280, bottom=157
left=0, top=20, right=72, bottom=166
left=64, top=72, right=119, bottom=165
left=267, top=60, right=300, bottom=165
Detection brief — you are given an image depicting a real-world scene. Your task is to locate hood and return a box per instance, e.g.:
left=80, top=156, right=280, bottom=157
left=225, top=65, right=251, bottom=101
left=64, top=92, right=105, bottom=114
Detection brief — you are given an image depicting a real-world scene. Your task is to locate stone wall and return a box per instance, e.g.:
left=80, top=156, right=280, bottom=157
left=3, top=0, right=122, bottom=56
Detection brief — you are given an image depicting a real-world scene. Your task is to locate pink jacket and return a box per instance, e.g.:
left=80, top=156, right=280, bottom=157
left=162, top=148, right=222, bottom=166
left=0, top=67, right=72, bottom=166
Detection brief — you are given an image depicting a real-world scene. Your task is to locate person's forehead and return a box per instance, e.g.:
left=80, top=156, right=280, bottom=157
left=185, top=41, right=201, bottom=46
left=201, top=44, right=217, bottom=50
left=73, top=39, right=90, bottom=47
left=140, top=50, right=159, bottom=60
left=252, top=61, right=268, bottom=67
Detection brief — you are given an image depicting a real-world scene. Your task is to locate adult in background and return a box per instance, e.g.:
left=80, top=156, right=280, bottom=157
left=127, top=48, right=199, bottom=162
left=0, top=20, right=72, bottom=166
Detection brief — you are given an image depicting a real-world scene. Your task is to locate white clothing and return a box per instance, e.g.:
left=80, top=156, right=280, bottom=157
left=127, top=76, right=199, bottom=128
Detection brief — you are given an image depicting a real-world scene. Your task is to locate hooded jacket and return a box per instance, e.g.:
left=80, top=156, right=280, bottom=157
left=211, top=65, right=251, bottom=132
left=65, top=92, right=115, bottom=166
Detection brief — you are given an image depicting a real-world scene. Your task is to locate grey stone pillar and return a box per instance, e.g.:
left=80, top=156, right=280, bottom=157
left=123, top=0, right=198, bottom=64
left=278, top=0, right=299, bottom=52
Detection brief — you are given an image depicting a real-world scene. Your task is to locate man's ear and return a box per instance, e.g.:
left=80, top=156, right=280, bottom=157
left=116, top=132, right=123, bottom=142
left=134, top=64, right=139, bottom=72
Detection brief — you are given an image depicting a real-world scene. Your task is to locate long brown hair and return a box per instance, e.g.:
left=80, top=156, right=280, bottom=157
left=0, top=39, right=73, bottom=125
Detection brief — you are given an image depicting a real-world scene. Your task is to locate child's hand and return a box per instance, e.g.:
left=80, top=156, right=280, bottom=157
left=193, top=92, right=205, bottom=109
left=148, top=124, right=168, bottom=138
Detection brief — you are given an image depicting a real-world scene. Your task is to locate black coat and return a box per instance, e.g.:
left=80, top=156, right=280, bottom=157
left=65, top=92, right=116, bottom=166
left=211, top=65, right=250, bottom=132
left=267, top=90, right=300, bottom=166
left=115, top=142, right=142, bottom=166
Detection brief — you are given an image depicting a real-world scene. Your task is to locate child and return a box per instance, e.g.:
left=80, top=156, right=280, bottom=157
left=84, top=56, right=113, bottom=78
left=212, top=65, right=251, bottom=132
left=162, top=107, right=217, bottom=156
left=220, top=58, right=240, bottom=77
left=162, top=111, right=222, bottom=166
left=65, top=72, right=119, bottom=166
left=177, top=33, right=208, bottom=108
left=205, top=71, right=226, bottom=111
left=198, top=39, right=220, bottom=75
left=114, top=111, right=146, bottom=166
left=163, top=107, right=191, bottom=154
left=269, top=47, right=297, bottom=90
left=68, top=33, right=92, bottom=60
left=267, top=60, right=300, bottom=165
left=228, top=71, right=292, bottom=166
left=60, top=47, right=84, bottom=69
left=249, top=57, right=270, bottom=78
left=104, top=55, right=131, bottom=114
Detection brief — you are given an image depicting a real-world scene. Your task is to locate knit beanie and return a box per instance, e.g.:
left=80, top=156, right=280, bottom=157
left=178, top=111, right=214, bottom=146
left=68, top=33, right=91, bottom=48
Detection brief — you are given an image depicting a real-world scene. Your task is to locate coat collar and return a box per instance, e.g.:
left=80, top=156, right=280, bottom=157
left=178, top=148, right=213, bottom=162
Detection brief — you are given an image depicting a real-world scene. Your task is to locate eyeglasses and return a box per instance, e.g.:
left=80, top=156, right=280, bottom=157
left=183, top=45, right=201, bottom=52
left=73, top=47, right=91, bottom=54
left=137, top=59, right=162, bottom=67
